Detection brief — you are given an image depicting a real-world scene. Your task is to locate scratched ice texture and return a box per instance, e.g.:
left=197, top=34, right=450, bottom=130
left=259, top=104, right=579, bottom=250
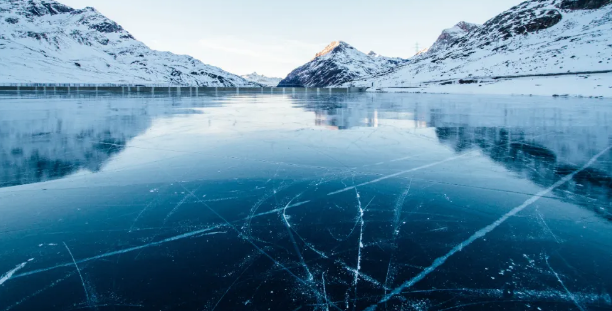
left=1, top=89, right=611, bottom=311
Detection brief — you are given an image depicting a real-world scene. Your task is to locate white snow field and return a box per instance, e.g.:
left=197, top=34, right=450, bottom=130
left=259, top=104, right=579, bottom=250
left=349, top=0, right=612, bottom=97
left=376, top=73, right=612, bottom=98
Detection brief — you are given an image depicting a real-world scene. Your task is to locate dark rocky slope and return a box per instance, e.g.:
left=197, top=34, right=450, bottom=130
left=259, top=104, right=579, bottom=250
left=278, top=41, right=408, bottom=87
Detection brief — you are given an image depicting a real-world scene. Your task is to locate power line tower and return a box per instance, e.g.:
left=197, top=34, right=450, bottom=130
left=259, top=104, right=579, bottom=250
left=415, top=42, right=420, bottom=55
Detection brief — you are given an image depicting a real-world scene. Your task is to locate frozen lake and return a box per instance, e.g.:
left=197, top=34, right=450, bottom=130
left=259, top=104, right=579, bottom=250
left=1, top=91, right=611, bottom=311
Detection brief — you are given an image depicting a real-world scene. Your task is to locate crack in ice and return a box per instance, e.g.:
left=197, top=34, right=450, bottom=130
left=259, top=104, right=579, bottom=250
left=282, top=194, right=314, bottom=281
left=322, top=272, right=329, bottom=311
left=327, top=152, right=473, bottom=196
left=536, top=210, right=562, bottom=244
left=11, top=225, right=225, bottom=280
left=128, top=201, right=155, bottom=233
left=366, top=145, right=612, bottom=310
left=163, top=192, right=193, bottom=223
left=175, top=185, right=341, bottom=311
left=385, top=180, right=412, bottom=298
left=4, top=271, right=75, bottom=311
left=353, top=189, right=365, bottom=287
left=210, top=256, right=256, bottom=311
left=338, top=261, right=389, bottom=291
left=545, top=256, right=586, bottom=311
left=63, top=242, right=91, bottom=306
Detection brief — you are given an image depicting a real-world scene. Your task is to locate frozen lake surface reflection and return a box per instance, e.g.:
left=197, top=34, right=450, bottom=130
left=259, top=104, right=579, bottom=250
left=1, top=91, right=611, bottom=311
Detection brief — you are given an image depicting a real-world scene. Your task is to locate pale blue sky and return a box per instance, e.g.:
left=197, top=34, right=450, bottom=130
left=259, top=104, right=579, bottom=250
left=61, top=0, right=523, bottom=77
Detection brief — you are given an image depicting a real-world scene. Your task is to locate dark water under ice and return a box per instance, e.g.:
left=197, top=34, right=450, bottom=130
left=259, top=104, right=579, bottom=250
left=1, top=90, right=612, bottom=311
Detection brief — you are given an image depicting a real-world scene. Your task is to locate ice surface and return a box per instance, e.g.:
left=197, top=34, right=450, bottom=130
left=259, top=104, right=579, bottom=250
left=0, top=90, right=611, bottom=310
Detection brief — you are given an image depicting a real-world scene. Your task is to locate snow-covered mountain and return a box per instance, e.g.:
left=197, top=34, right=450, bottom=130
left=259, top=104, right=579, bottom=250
left=426, top=21, right=480, bottom=55
left=277, top=41, right=409, bottom=87
left=0, top=0, right=256, bottom=86
left=241, top=72, right=282, bottom=87
left=351, top=0, right=612, bottom=90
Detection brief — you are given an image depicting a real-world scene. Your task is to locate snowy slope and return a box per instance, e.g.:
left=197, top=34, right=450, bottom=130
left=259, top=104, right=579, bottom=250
left=277, top=41, right=408, bottom=87
left=377, top=73, right=612, bottom=98
left=350, top=0, right=612, bottom=90
left=0, top=0, right=256, bottom=86
left=241, top=72, right=282, bottom=87
left=426, top=21, right=480, bottom=55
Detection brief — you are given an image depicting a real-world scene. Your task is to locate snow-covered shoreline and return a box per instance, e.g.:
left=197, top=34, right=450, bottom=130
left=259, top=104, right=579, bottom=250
left=372, top=72, right=612, bottom=98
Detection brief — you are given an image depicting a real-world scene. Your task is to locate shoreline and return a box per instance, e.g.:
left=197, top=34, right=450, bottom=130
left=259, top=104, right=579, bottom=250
left=366, top=72, right=612, bottom=98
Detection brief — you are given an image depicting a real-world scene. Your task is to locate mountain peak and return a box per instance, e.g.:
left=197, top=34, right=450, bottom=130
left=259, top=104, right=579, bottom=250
left=315, top=41, right=352, bottom=58
left=83, top=6, right=99, bottom=13
left=3, top=0, right=75, bottom=17
left=454, top=21, right=480, bottom=32
left=279, top=42, right=408, bottom=87
left=425, top=21, right=480, bottom=55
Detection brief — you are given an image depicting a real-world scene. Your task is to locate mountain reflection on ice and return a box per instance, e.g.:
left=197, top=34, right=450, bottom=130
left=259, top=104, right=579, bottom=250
left=0, top=94, right=205, bottom=188
left=0, top=91, right=611, bottom=311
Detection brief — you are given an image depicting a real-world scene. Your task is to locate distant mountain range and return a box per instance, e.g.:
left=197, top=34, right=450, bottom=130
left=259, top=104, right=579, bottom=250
left=277, top=41, right=409, bottom=87
left=2, top=0, right=610, bottom=93
left=241, top=72, right=282, bottom=87
left=0, top=0, right=256, bottom=86
left=278, top=0, right=612, bottom=93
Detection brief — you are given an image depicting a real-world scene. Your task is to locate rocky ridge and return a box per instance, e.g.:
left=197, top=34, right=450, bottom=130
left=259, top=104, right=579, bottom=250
left=278, top=41, right=408, bottom=87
